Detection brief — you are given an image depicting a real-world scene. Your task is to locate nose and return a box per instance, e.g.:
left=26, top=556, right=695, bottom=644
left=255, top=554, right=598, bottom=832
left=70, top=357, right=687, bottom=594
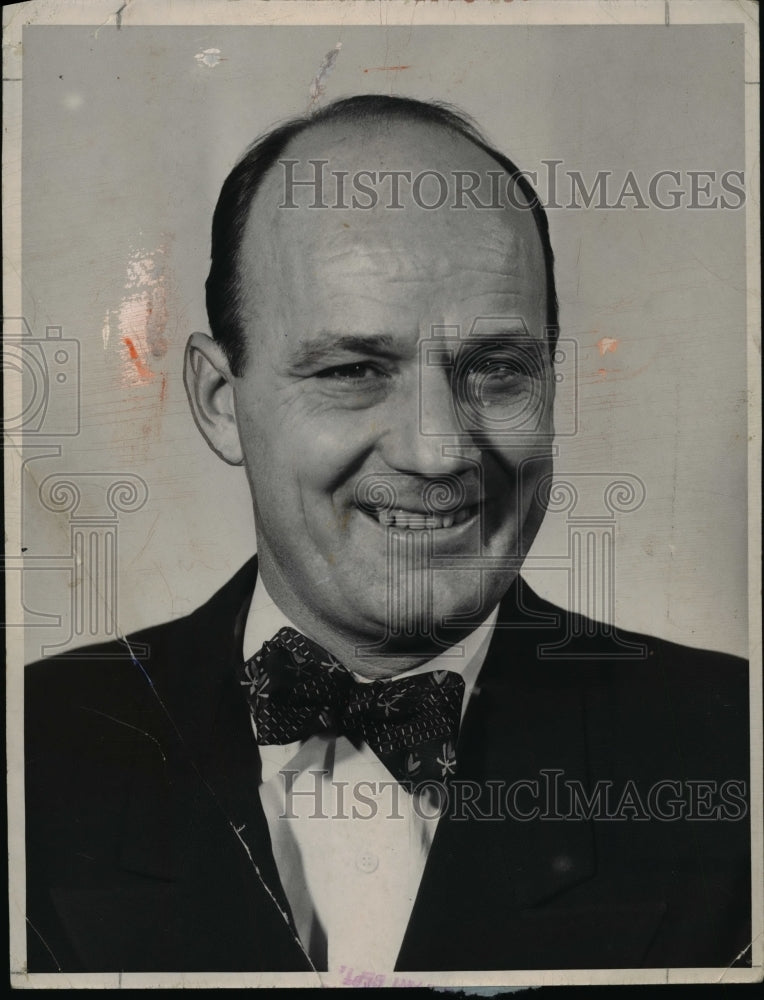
left=379, top=364, right=480, bottom=476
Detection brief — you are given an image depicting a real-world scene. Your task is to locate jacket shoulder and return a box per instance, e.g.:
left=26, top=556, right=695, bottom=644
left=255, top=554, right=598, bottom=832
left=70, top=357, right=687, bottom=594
left=503, top=580, right=750, bottom=759
left=515, top=577, right=748, bottom=672
left=26, top=616, right=192, bottom=714
left=25, top=556, right=259, bottom=709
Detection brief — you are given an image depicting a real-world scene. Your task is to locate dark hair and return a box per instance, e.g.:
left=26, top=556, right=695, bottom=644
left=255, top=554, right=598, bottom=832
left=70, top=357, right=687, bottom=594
left=206, top=94, right=559, bottom=376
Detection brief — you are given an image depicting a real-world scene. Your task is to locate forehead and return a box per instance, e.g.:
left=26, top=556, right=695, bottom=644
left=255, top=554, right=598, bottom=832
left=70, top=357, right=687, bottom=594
left=238, top=119, right=547, bottom=348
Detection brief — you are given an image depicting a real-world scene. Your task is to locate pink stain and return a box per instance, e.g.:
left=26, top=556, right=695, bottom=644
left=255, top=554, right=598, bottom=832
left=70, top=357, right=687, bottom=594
left=597, top=337, right=619, bottom=356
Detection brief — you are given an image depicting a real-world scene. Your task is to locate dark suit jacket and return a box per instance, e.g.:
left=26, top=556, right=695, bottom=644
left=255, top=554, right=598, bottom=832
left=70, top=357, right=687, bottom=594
left=25, top=557, right=751, bottom=973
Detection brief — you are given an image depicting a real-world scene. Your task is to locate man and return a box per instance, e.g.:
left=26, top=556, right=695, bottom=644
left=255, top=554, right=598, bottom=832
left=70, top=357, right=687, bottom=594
left=25, top=96, right=750, bottom=975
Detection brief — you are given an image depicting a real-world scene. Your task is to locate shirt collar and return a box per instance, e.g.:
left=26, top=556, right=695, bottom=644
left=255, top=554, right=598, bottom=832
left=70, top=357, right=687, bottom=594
left=243, top=573, right=499, bottom=721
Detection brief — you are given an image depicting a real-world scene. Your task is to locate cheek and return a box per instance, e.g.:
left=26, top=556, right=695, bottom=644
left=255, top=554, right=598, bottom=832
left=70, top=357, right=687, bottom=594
left=289, top=409, right=383, bottom=491
left=241, top=401, right=381, bottom=512
left=487, top=442, right=553, bottom=513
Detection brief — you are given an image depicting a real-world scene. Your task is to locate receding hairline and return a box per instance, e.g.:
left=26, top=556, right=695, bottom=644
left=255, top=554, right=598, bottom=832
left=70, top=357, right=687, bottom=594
left=243, top=111, right=541, bottom=229
left=206, top=95, right=559, bottom=375
left=237, top=114, right=548, bottom=310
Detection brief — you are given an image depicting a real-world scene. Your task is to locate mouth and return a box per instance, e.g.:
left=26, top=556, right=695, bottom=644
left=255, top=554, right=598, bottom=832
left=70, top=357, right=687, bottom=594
left=361, top=502, right=481, bottom=531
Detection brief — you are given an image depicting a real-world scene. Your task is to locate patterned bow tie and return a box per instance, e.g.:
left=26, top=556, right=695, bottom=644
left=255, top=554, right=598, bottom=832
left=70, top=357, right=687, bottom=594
left=238, top=627, right=465, bottom=788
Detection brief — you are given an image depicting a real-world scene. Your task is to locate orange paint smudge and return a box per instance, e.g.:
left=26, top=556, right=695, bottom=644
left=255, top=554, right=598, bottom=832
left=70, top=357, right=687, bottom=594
left=363, top=65, right=411, bottom=73
left=597, top=337, right=619, bottom=356
left=593, top=366, right=624, bottom=383
left=123, top=336, right=154, bottom=381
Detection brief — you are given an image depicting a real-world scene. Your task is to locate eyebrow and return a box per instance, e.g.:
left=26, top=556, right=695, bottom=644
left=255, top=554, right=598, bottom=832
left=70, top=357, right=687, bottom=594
left=287, top=326, right=541, bottom=371
left=466, top=322, right=533, bottom=337
left=288, top=333, right=398, bottom=369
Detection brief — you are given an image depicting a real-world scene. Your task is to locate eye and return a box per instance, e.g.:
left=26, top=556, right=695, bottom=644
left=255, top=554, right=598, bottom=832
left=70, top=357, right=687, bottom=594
left=459, top=342, right=548, bottom=385
left=475, top=358, right=524, bottom=379
left=463, top=355, right=527, bottom=386
left=315, top=361, right=386, bottom=382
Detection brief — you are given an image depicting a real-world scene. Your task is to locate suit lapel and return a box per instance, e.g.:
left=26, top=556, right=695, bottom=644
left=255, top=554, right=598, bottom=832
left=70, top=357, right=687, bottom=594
left=111, top=557, right=312, bottom=971
left=396, top=581, right=595, bottom=969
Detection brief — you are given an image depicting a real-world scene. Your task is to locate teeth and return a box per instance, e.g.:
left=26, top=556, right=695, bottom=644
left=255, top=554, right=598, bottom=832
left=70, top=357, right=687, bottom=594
left=369, top=504, right=477, bottom=529
left=393, top=510, right=427, bottom=530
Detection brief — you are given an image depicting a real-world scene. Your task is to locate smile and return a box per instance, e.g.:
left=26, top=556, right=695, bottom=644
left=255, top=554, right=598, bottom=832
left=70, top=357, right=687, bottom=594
left=363, top=503, right=480, bottom=530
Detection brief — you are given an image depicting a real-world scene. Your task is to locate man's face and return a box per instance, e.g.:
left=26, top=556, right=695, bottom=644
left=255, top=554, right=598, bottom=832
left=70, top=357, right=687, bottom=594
left=231, top=123, right=554, bottom=661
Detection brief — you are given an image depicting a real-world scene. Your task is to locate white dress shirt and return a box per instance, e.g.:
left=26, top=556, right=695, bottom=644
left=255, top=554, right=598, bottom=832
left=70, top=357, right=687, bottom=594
left=243, top=578, right=498, bottom=974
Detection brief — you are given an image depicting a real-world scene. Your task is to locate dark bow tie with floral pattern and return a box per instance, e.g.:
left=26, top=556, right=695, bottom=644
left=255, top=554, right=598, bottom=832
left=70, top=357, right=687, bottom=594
left=239, top=627, right=464, bottom=788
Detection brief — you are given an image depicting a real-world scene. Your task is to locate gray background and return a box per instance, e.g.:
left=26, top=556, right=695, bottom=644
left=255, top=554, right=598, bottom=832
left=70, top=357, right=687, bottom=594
left=20, top=24, right=748, bottom=658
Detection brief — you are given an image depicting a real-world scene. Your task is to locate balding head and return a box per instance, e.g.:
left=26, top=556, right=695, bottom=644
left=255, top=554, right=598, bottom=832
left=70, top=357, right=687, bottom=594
left=239, top=116, right=548, bottom=374
left=205, top=95, right=558, bottom=376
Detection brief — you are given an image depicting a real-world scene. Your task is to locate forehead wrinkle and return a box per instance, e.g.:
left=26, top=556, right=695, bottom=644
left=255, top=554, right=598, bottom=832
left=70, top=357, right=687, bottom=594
left=302, top=240, right=540, bottom=287
left=243, top=140, right=543, bottom=273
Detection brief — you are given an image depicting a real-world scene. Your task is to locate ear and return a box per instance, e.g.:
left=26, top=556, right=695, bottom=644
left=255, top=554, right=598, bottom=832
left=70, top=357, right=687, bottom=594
left=183, top=332, right=244, bottom=466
